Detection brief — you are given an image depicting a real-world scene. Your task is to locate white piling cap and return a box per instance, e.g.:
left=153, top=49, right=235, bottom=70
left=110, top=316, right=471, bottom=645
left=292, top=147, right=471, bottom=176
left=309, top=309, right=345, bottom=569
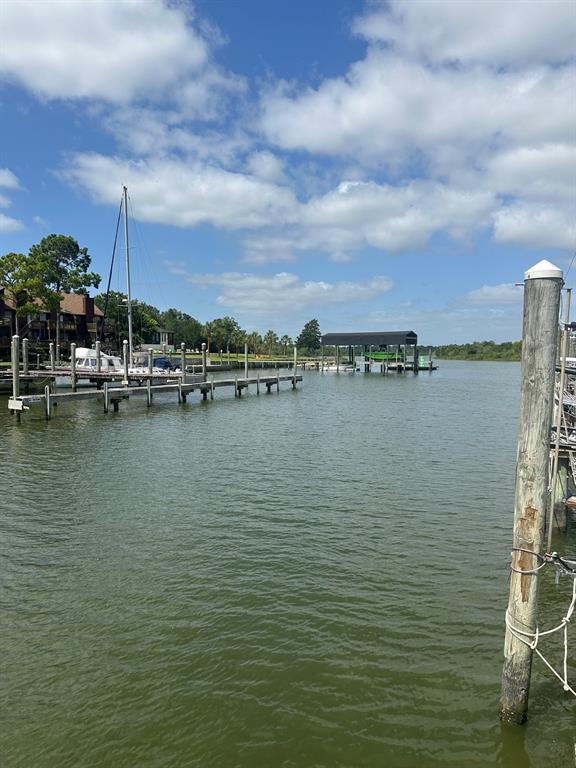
left=524, top=259, right=563, bottom=280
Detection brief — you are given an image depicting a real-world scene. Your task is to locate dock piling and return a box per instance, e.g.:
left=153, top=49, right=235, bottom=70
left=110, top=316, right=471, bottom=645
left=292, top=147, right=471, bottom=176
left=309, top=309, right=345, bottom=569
left=500, top=259, right=563, bottom=724
left=293, top=345, right=297, bottom=388
left=71, top=343, right=77, bottom=392
left=95, top=341, right=101, bottom=373
left=50, top=342, right=55, bottom=372
left=244, top=343, right=248, bottom=379
left=44, top=384, right=51, bottom=419
left=103, top=381, right=109, bottom=413
left=11, top=335, right=20, bottom=417
left=180, top=342, right=186, bottom=383
left=122, top=340, right=129, bottom=385
left=202, top=343, right=207, bottom=381
left=146, top=379, right=152, bottom=407
left=22, top=338, right=29, bottom=375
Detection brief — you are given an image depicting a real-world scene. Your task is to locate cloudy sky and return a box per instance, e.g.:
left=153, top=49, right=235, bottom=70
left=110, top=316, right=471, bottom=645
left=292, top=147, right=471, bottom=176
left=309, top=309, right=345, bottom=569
left=1, top=0, right=574, bottom=343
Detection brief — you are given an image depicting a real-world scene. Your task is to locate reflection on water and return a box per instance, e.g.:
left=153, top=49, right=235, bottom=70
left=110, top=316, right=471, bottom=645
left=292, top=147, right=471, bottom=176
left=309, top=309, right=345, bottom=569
left=1, top=362, right=574, bottom=767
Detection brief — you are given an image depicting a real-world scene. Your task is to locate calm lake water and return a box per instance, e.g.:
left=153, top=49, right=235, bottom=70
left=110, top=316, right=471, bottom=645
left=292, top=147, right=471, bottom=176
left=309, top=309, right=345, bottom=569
left=1, top=361, right=574, bottom=768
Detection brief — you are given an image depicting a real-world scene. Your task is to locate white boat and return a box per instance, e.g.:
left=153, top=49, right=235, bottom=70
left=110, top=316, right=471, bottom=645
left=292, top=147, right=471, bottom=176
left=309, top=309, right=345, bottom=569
left=54, top=347, right=179, bottom=387
left=321, top=364, right=355, bottom=373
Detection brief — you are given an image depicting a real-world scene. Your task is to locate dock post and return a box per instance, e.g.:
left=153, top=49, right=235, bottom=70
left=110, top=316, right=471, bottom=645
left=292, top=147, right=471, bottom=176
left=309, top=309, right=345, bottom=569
left=148, top=348, right=153, bottom=375
left=257, top=373, right=260, bottom=395
left=103, top=381, right=109, bottom=413
left=413, top=344, right=418, bottom=374
left=234, top=376, right=239, bottom=397
left=70, top=343, right=77, bottom=392
left=180, top=342, right=186, bottom=383
left=244, top=343, right=248, bottom=379
left=428, top=347, right=433, bottom=372
left=122, top=339, right=129, bottom=385
left=95, top=340, right=101, bottom=373
left=220, top=349, right=223, bottom=366
left=277, top=370, right=280, bottom=392
left=56, top=343, right=60, bottom=364
left=210, top=375, right=214, bottom=400
left=500, top=259, right=563, bottom=725
left=50, top=342, right=55, bottom=372
left=45, top=384, right=51, bottom=420
left=293, top=345, right=297, bottom=388
left=202, top=342, right=207, bottom=382
left=22, top=338, right=29, bottom=375
left=11, top=335, right=20, bottom=417
left=336, top=345, right=340, bottom=373
left=177, top=380, right=182, bottom=403
left=146, top=378, right=152, bottom=407
left=547, top=288, right=571, bottom=547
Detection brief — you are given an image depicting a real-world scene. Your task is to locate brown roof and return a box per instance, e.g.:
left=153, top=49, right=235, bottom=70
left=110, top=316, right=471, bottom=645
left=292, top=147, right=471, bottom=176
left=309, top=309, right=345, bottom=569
left=1, top=288, right=103, bottom=316
left=60, top=293, right=103, bottom=316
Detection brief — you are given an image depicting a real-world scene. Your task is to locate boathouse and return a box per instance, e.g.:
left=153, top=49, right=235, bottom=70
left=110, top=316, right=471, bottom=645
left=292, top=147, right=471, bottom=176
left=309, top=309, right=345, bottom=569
left=321, top=330, right=419, bottom=370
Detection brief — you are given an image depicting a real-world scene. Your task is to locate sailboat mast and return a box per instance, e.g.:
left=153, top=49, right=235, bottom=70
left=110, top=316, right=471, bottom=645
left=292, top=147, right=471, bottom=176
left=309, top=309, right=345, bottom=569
left=123, top=185, right=134, bottom=364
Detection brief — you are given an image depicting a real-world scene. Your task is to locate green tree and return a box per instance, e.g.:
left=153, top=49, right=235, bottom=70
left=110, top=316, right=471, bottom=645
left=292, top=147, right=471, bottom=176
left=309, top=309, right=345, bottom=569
left=29, top=234, right=100, bottom=353
left=246, top=331, right=262, bottom=354
left=160, top=308, right=203, bottom=349
left=263, top=329, right=279, bottom=356
left=95, top=291, right=160, bottom=350
left=0, top=252, right=43, bottom=335
left=296, top=319, right=321, bottom=353
left=211, top=316, right=242, bottom=352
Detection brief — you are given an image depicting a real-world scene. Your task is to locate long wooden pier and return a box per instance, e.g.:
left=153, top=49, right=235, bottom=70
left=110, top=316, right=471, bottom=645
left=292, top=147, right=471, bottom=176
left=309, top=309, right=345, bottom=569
left=5, top=336, right=302, bottom=420
left=8, top=373, right=302, bottom=419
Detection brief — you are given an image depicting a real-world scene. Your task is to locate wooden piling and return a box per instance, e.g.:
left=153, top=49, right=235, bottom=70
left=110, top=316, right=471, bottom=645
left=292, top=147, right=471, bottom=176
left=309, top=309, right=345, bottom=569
left=547, top=288, right=571, bottom=548
left=95, top=341, right=101, bottom=373
left=202, top=342, right=207, bottom=381
left=244, top=343, right=248, bottom=379
left=500, top=259, right=563, bottom=725
left=71, top=343, right=77, bottom=392
left=293, top=345, right=297, bottom=388
left=210, top=375, right=214, bottom=400
left=45, top=384, right=51, bottom=420
left=22, top=338, right=29, bottom=375
left=50, top=342, right=55, bottom=372
left=180, top=342, right=186, bottom=383
left=146, top=378, right=152, bottom=407
left=103, top=381, right=109, bottom=413
left=11, top=334, right=20, bottom=404
left=148, top=348, right=153, bottom=375
left=122, top=340, right=129, bottom=385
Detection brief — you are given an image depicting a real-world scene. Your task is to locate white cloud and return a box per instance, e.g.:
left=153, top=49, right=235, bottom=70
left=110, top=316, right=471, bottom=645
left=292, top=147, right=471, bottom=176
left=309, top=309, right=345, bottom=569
left=0, top=212, right=23, bottom=232
left=246, top=151, right=285, bottom=183
left=493, top=204, right=576, bottom=250
left=166, top=266, right=393, bottom=314
left=0, top=168, right=21, bottom=189
left=466, top=283, right=524, bottom=305
left=0, top=0, right=208, bottom=102
left=260, top=51, right=573, bottom=166
left=484, top=143, right=576, bottom=203
left=353, top=0, right=576, bottom=67
left=62, top=153, right=298, bottom=230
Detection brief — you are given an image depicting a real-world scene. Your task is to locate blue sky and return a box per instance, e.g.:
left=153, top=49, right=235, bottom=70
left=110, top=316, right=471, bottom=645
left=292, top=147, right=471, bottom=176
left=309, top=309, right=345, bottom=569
left=0, top=0, right=574, bottom=344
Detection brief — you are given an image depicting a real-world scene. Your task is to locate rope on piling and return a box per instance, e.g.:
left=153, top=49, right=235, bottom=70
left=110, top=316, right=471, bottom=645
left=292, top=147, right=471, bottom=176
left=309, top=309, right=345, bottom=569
left=506, top=548, right=576, bottom=696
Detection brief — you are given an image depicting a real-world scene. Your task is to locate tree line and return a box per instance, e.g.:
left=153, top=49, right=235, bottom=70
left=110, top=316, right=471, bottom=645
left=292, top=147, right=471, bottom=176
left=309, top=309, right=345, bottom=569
left=0, top=234, right=323, bottom=355
left=433, top=340, right=522, bottom=361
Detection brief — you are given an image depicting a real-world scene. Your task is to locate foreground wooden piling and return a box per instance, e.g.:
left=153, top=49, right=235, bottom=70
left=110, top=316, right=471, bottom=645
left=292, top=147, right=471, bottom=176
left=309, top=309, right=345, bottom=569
left=500, top=259, right=563, bottom=724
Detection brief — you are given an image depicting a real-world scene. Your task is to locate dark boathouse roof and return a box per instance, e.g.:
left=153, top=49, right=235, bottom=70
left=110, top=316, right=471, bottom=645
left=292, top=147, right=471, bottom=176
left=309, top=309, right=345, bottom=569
left=321, top=331, right=418, bottom=346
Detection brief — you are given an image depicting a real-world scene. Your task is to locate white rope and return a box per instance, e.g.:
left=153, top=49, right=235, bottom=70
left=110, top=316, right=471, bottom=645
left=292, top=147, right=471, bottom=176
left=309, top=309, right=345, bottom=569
left=505, top=577, right=576, bottom=696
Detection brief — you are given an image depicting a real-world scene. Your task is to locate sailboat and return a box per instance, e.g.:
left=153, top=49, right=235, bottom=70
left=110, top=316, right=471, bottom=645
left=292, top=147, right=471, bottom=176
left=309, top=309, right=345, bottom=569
left=55, top=187, right=181, bottom=387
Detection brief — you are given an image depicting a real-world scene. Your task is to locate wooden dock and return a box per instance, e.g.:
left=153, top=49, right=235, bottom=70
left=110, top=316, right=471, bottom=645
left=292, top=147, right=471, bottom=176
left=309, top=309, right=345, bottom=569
left=8, top=373, right=302, bottom=419
left=5, top=336, right=302, bottom=420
